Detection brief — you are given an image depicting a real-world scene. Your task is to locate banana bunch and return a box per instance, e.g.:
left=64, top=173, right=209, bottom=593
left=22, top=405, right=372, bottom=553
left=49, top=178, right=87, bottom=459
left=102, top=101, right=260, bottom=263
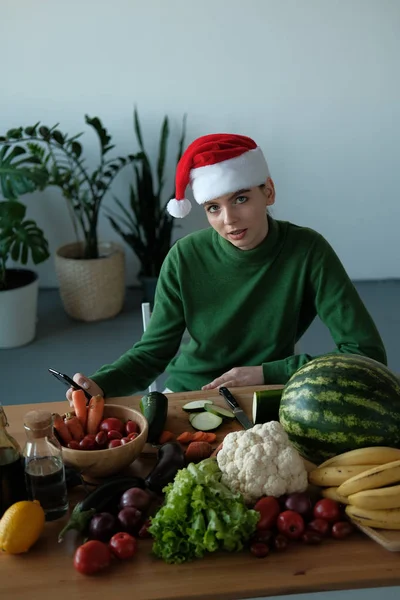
left=308, top=446, right=400, bottom=529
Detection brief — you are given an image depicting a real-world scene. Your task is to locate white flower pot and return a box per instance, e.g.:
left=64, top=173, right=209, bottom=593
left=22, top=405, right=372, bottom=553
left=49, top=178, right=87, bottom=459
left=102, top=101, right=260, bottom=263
left=0, top=269, right=39, bottom=349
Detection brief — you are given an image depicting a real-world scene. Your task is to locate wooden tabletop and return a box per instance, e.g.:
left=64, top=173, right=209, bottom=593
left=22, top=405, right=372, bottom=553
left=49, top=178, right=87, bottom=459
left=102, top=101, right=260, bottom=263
left=3, top=386, right=400, bottom=600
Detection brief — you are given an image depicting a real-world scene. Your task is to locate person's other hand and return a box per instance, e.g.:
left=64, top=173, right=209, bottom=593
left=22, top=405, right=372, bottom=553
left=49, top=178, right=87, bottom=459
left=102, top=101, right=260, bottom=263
left=66, top=373, right=104, bottom=406
left=201, top=366, right=264, bottom=390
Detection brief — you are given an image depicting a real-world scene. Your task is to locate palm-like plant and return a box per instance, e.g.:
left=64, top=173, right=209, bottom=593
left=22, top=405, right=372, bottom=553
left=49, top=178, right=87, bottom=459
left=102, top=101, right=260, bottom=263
left=0, top=116, right=139, bottom=260
left=0, top=145, right=49, bottom=289
left=107, top=109, right=186, bottom=278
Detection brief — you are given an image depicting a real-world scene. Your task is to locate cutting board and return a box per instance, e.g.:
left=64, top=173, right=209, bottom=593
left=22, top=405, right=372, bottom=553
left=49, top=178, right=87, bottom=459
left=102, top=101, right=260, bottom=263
left=351, top=523, right=400, bottom=551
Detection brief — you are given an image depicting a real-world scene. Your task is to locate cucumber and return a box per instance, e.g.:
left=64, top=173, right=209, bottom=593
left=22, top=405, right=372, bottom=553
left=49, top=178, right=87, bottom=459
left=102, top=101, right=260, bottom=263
left=190, top=411, right=223, bottom=431
left=252, top=389, right=283, bottom=424
left=139, top=391, right=168, bottom=444
left=182, top=400, right=213, bottom=412
left=205, top=404, right=235, bottom=420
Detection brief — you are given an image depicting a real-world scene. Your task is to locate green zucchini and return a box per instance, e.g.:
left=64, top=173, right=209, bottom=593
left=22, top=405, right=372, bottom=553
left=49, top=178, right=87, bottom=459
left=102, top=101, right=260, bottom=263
left=252, top=389, right=283, bottom=424
left=205, top=404, right=235, bottom=420
left=58, top=475, right=146, bottom=542
left=140, top=391, right=168, bottom=444
left=182, top=400, right=213, bottom=412
left=190, top=411, right=223, bottom=431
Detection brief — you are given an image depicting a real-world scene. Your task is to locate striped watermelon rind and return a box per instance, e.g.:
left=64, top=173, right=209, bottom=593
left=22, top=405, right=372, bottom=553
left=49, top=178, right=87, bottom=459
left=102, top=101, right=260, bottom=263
left=279, top=353, right=400, bottom=463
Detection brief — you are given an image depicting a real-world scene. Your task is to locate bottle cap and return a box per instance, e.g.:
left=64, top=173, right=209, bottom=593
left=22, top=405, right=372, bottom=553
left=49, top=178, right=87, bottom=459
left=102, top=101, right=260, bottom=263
left=24, top=410, right=53, bottom=437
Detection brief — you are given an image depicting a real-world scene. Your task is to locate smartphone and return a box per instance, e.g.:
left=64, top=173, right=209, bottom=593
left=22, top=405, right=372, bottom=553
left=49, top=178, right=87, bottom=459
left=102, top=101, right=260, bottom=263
left=48, top=368, right=92, bottom=402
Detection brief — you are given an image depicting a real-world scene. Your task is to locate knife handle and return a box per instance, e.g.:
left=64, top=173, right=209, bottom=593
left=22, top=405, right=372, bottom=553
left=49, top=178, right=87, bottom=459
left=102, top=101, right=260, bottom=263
left=219, top=387, right=239, bottom=410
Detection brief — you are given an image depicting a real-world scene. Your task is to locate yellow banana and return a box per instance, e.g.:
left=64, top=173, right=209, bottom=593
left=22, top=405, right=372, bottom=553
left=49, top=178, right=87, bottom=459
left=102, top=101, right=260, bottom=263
left=319, top=447, right=400, bottom=468
left=346, top=504, right=400, bottom=529
left=348, top=484, right=400, bottom=510
left=308, top=465, right=377, bottom=487
left=337, top=459, right=400, bottom=497
left=321, top=487, right=349, bottom=505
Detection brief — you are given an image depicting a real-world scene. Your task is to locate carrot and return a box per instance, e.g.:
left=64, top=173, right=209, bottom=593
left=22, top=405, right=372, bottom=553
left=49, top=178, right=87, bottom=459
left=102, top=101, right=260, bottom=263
left=192, top=431, right=209, bottom=442
left=53, top=413, right=72, bottom=446
left=185, top=442, right=213, bottom=463
left=86, top=395, right=105, bottom=435
left=158, top=430, right=175, bottom=445
left=72, top=389, right=88, bottom=432
left=204, top=432, right=217, bottom=444
left=176, top=432, right=194, bottom=444
left=64, top=415, right=85, bottom=442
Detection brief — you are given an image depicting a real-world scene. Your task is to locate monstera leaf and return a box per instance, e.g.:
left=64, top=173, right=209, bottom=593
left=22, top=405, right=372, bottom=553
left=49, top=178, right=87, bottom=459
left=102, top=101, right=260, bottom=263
left=0, top=145, right=49, bottom=200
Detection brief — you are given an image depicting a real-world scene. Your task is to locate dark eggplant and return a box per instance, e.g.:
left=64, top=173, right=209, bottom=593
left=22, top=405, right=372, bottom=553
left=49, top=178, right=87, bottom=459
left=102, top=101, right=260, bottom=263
left=58, top=475, right=145, bottom=542
left=145, top=442, right=186, bottom=495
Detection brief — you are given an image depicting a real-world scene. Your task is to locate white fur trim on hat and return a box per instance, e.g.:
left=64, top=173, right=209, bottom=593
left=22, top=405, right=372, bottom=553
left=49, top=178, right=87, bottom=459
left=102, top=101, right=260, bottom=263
left=190, top=147, right=270, bottom=204
left=166, top=197, right=192, bottom=218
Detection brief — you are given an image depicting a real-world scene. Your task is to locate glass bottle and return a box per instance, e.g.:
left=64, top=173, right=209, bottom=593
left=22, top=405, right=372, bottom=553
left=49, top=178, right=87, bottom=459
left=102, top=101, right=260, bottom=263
left=22, top=410, right=69, bottom=521
left=0, top=405, right=27, bottom=517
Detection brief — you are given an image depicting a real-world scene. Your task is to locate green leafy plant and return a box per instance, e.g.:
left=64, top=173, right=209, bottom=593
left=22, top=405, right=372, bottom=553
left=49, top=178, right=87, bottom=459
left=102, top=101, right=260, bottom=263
left=107, top=109, right=186, bottom=278
left=0, top=117, right=139, bottom=260
left=0, top=145, right=49, bottom=289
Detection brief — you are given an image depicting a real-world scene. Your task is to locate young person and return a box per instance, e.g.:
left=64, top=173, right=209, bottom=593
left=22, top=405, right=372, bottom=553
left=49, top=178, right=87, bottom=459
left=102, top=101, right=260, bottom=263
left=66, top=133, right=386, bottom=402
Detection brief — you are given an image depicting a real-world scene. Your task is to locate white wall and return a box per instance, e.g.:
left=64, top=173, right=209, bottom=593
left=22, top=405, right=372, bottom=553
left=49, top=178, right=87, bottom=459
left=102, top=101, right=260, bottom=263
left=1, top=0, right=399, bottom=286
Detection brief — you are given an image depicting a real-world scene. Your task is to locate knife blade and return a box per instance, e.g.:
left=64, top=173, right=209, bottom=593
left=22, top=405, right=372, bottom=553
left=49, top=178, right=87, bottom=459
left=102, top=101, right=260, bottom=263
left=219, top=387, right=254, bottom=430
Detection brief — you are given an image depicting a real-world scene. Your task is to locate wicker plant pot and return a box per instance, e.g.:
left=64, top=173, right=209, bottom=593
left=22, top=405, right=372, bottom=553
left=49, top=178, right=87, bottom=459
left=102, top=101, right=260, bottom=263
left=55, top=242, right=125, bottom=322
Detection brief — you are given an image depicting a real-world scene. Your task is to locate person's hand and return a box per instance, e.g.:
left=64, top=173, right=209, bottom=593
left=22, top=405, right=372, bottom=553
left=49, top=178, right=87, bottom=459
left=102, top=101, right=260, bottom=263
left=66, top=373, right=104, bottom=406
left=201, top=366, right=264, bottom=391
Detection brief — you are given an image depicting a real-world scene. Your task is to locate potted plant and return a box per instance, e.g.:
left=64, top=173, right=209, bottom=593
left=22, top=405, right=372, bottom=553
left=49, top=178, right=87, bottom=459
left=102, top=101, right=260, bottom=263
left=107, top=109, right=186, bottom=305
left=0, top=145, right=49, bottom=348
left=0, top=117, right=139, bottom=322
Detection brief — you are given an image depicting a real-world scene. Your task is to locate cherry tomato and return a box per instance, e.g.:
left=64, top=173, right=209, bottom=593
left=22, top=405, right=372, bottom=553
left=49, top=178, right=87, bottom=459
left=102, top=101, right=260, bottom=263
left=273, top=533, right=288, bottom=552
left=276, top=510, right=305, bottom=540
left=95, top=430, right=108, bottom=448
left=109, top=532, right=137, bottom=560
left=138, top=519, right=152, bottom=539
left=68, top=440, right=80, bottom=450
left=79, top=435, right=97, bottom=450
left=249, top=542, right=269, bottom=558
left=252, top=529, right=273, bottom=545
left=73, top=540, right=111, bottom=575
left=107, top=429, right=123, bottom=441
left=313, top=499, right=341, bottom=523
left=302, top=529, right=323, bottom=545
left=125, top=420, right=140, bottom=435
left=254, top=496, right=281, bottom=531
left=307, top=518, right=331, bottom=537
left=100, top=417, right=125, bottom=434
left=331, top=521, right=354, bottom=539
left=127, top=432, right=138, bottom=441
left=108, top=439, right=122, bottom=448
left=121, top=437, right=131, bottom=445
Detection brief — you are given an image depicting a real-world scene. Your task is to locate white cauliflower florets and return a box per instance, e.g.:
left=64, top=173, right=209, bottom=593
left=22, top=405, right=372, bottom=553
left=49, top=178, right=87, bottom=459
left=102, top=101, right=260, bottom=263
left=217, top=421, right=308, bottom=504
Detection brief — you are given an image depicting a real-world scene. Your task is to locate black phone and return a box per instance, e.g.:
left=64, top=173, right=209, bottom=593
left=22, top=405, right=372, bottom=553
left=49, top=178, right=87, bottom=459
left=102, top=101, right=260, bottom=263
left=48, top=368, right=92, bottom=402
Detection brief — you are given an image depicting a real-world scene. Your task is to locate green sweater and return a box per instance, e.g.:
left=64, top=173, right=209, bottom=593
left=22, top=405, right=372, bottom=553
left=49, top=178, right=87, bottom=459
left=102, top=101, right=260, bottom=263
left=91, top=217, right=386, bottom=396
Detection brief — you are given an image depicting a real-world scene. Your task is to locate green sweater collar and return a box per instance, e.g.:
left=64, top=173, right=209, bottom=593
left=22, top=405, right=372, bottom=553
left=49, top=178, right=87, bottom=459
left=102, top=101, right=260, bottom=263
left=213, top=215, right=282, bottom=263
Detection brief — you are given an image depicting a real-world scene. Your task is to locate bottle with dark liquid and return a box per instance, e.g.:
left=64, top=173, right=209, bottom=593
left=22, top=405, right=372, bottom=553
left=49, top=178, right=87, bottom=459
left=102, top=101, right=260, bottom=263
left=0, top=406, right=27, bottom=517
left=22, top=410, right=69, bottom=521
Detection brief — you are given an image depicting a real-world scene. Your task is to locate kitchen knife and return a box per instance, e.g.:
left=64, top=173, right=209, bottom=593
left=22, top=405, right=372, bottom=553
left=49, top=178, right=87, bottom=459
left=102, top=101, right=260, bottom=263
left=219, top=387, right=254, bottom=430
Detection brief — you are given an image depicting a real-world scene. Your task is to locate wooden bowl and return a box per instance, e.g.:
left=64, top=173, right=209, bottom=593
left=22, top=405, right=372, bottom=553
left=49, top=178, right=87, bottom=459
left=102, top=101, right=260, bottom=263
left=61, top=404, right=148, bottom=478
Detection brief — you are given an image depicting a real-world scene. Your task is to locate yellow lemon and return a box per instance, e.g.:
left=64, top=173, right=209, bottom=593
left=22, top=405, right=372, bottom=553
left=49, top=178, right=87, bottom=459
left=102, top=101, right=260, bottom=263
left=0, top=500, right=45, bottom=554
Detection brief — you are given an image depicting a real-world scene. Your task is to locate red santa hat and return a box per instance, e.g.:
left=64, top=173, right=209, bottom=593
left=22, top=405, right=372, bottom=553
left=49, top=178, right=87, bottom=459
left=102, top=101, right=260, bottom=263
left=167, top=133, right=270, bottom=218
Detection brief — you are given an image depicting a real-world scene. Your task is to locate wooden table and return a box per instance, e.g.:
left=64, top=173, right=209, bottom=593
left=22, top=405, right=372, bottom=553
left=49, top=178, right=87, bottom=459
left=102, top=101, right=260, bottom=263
left=2, top=386, right=400, bottom=600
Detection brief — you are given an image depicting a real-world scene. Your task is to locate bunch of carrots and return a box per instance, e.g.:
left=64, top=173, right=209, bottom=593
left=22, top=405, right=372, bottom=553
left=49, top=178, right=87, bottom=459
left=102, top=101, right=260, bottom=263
left=53, top=390, right=105, bottom=446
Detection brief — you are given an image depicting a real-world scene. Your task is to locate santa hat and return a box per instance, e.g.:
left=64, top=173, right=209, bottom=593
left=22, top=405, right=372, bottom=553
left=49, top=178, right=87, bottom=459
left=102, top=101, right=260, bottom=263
left=167, top=133, right=270, bottom=218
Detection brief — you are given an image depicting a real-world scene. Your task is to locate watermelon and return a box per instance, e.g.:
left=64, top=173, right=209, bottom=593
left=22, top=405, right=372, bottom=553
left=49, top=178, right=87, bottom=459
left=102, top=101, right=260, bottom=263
left=279, top=353, right=400, bottom=464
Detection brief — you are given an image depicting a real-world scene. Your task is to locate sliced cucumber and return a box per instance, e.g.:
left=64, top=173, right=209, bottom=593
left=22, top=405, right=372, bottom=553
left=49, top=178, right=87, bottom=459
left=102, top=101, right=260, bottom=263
left=190, top=411, right=223, bottom=431
left=182, top=400, right=213, bottom=413
left=205, top=403, right=235, bottom=420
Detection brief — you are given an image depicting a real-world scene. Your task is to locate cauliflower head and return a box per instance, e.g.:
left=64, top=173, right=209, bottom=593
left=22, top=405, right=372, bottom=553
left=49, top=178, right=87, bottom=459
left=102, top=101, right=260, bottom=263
left=216, top=421, right=308, bottom=504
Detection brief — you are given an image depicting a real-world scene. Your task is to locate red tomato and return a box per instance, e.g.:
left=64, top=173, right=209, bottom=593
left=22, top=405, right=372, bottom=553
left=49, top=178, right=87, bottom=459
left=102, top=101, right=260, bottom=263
left=127, top=432, right=138, bottom=441
left=68, top=440, right=80, bottom=450
left=100, top=417, right=125, bottom=435
left=107, top=430, right=123, bottom=441
left=79, top=435, right=97, bottom=450
left=95, top=430, right=108, bottom=448
left=313, top=499, right=341, bottom=523
left=73, top=540, right=111, bottom=575
left=109, top=532, right=137, bottom=560
left=331, top=521, right=354, bottom=539
left=125, top=420, right=140, bottom=435
left=276, top=510, right=305, bottom=540
left=254, top=496, right=281, bottom=531
left=121, top=437, right=130, bottom=445
left=108, top=439, right=122, bottom=449
left=307, top=518, right=331, bottom=537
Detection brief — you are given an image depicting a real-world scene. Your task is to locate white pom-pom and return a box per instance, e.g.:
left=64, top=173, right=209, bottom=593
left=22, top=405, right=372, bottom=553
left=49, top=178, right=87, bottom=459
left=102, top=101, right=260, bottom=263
left=166, top=197, right=192, bottom=218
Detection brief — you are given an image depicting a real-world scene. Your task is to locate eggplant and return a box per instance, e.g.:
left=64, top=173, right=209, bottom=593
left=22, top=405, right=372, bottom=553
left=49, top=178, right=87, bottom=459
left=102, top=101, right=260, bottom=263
left=58, top=475, right=145, bottom=542
left=145, top=442, right=186, bottom=495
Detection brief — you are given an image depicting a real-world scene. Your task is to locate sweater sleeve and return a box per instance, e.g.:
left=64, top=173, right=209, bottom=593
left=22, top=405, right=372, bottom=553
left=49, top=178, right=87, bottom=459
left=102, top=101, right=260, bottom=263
left=262, top=233, right=387, bottom=384
left=90, top=245, right=186, bottom=397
